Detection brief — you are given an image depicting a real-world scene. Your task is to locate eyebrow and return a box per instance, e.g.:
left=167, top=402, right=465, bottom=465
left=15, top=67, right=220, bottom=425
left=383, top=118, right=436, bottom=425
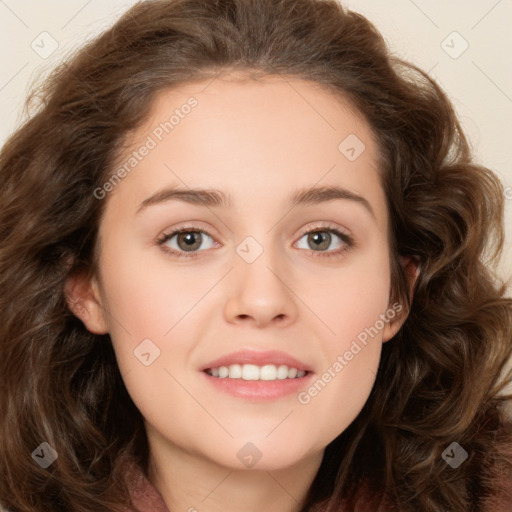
left=136, top=184, right=376, bottom=219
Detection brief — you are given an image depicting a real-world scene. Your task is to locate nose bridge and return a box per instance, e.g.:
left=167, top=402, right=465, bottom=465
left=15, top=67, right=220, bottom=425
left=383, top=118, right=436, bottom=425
left=224, top=233, right=297, bottom=326
left=237, top=236, right=283, bottom=293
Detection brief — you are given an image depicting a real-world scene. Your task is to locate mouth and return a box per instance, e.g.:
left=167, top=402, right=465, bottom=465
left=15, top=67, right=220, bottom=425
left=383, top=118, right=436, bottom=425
left=204, top=364, right=309, bottom=381
left=200, top=350, right=313, bottom=400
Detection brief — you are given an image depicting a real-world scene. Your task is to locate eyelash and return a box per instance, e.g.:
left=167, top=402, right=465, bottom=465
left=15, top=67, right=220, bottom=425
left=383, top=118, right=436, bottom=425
left=157, top=222, right=355, bottom=260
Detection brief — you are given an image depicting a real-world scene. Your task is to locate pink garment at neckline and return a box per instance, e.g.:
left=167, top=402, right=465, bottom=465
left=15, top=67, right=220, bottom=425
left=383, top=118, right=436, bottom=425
left=127, top=465, right=170, bottom=512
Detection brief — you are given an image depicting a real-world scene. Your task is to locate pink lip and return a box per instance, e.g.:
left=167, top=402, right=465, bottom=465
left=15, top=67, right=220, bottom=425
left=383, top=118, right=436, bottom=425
left=200, top=350, right=312, bottom=372
left=200, top=371, right=314, bottom=401
left=199, top=350, right=315, bottom=401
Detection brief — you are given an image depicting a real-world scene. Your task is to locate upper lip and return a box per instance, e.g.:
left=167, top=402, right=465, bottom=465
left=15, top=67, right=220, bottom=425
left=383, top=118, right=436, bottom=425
left=200, top=350, right=313, bottom=372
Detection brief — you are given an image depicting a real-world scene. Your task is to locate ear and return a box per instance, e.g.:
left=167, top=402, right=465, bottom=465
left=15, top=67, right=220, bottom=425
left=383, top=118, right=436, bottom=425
left=64, top=270, right=109, bottom=334
left=382, top=255, right=421, bottom=342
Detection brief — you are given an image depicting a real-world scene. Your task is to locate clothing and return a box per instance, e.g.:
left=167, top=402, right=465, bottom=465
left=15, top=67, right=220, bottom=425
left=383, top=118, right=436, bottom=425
left=127, top=466, right=170, bottom=512
left=126, top=463, right=512, bottom=512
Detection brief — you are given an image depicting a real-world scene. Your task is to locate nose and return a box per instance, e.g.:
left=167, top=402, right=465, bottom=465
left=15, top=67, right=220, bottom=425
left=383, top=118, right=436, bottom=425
left=223, top=246, right=298, bottom=328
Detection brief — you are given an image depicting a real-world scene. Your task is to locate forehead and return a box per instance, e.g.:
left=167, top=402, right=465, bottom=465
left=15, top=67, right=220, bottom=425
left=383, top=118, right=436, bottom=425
left=106, top=73, right=387, bottom=229
left=141, top=73, right=376, bottom=160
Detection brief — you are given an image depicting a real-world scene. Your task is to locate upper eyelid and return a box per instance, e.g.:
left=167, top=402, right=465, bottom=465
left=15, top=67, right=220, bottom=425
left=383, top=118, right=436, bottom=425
left=297, top=221, right=351, bottom=236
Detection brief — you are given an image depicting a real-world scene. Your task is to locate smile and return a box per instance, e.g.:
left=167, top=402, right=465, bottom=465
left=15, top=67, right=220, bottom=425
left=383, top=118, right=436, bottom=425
left=205, top=364, right=307, bottom=380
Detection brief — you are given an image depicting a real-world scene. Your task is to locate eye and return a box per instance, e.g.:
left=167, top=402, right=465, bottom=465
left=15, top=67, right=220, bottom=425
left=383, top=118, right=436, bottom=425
left=157, top=223, right=354, bottom=259
left=158, top=227, right=217, bottom=257
left=295, top=225, right=354, bottom=258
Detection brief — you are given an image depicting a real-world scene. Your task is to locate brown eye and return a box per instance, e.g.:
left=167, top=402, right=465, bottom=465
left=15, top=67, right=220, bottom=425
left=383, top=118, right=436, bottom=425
left=307, top=231, right=331, bottom=251
left=159, top=229, right=216, bottom=255
left=176, top=232, right=203, bottom=252
left=296, top=228, right=351, bottom=254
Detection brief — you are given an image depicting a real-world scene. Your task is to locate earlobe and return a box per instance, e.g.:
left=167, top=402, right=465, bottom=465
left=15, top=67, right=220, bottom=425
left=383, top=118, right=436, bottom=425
left=382, top=310, right=406, bottom=343
left=64, top=271, right=109, bottom=334
left=382, top=255, right=421, bottom=343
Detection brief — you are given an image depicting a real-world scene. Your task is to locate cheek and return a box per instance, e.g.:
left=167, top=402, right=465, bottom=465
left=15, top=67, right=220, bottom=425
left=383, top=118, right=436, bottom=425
left=97, top=242, right=216, bottom=345
left=296, top=297, right=385, bottom=451
left=93, top=240, right=213, bottom=412
left=303, top=239, right=391, bottom=345
left=297, top=347, right=380, bottom=455
left=294, top=245, right=391, bottom=440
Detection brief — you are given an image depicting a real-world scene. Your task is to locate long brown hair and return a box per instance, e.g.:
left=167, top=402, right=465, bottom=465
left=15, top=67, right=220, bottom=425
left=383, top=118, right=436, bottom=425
left=1, top=1, right=511, bottom=510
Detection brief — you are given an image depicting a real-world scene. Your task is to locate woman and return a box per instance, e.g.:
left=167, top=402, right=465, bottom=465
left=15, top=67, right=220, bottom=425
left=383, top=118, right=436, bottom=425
left=0, top=0, right=511, bottom=510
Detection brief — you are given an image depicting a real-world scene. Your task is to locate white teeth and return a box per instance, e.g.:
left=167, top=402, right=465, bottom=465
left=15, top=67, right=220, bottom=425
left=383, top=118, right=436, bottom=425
left=276, top=365, right=289, bottom=380
left=242, top=364, right=259, bottom=380
left=260, top=364, right=277, bottom=381
left=228, top=364, right=242, bottom=379
left=288, top=367, right=298, bottom=379
left=218, top=366, right=229, bottom=378
left=207, top=364, right=307, bottom=380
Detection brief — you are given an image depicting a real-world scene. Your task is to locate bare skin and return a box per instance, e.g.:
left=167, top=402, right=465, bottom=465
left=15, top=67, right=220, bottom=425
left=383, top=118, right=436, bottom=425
left=67, top=72, right=417, bottom=512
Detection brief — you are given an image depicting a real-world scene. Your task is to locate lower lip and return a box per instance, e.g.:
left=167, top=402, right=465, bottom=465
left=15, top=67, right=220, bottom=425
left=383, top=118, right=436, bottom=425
left=200, top=371, right=314, bottom=400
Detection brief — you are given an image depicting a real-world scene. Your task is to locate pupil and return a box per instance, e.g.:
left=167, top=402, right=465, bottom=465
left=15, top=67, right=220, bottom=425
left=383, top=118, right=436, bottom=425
left=310, top=232, right=330, bottom=251
left=179, top=232, right=201, bottom=251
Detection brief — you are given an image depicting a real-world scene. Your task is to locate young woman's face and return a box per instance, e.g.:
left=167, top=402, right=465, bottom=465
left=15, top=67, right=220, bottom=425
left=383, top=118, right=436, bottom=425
left=78, top=74, right=405, bottom=471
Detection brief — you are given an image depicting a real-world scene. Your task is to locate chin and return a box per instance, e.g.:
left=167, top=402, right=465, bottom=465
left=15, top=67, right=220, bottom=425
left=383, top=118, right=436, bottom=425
left=204, top=435, right=318, bottom=472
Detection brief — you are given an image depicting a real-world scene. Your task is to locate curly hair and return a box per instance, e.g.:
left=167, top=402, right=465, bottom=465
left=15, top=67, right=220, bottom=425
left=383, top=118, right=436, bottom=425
left=1, top=0, right=511, bottom=511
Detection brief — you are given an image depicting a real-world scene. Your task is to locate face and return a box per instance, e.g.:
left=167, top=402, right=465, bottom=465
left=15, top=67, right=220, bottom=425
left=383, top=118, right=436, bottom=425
left=70, top=73, right=408, bottom=472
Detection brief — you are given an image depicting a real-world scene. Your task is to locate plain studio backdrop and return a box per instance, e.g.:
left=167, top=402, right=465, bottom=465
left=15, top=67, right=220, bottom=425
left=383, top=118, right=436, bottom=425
left=0, top=0, right=511, bottom=382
